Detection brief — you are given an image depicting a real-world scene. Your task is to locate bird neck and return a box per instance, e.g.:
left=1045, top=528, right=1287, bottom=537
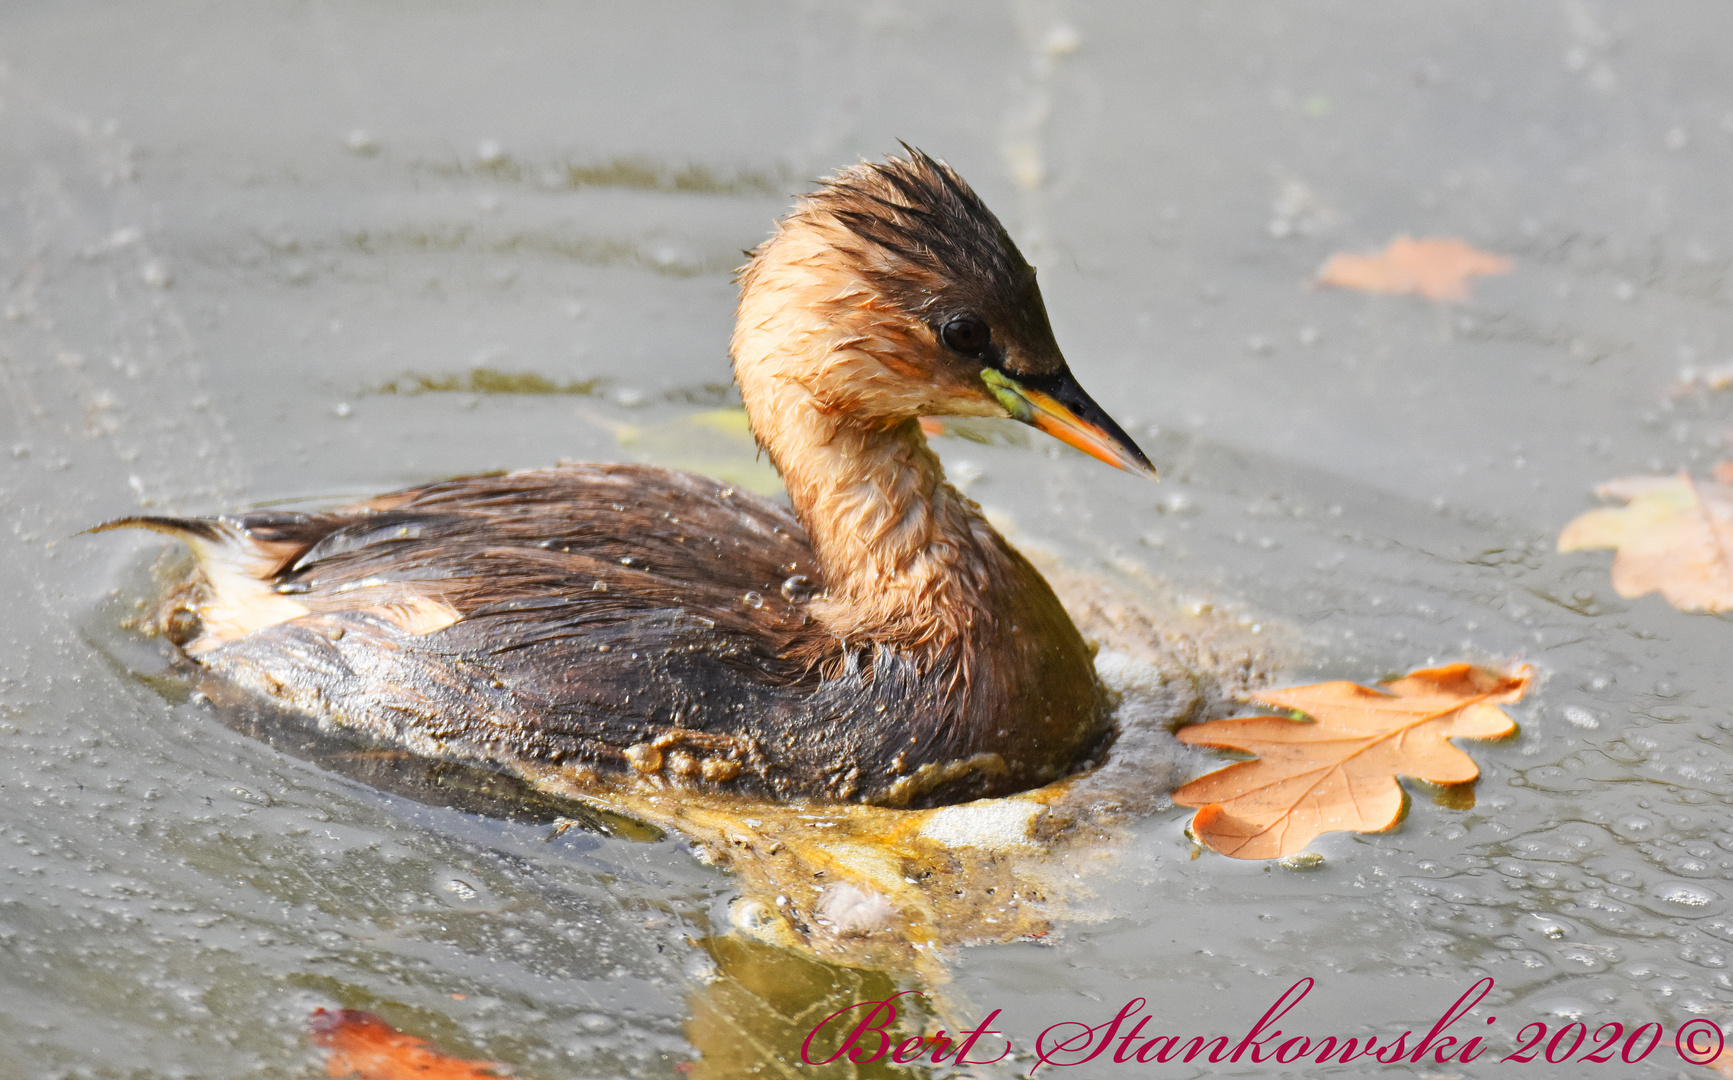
left=732, top=274, right=1007, bottom=652
left=758, top=389, right=997, bottom=650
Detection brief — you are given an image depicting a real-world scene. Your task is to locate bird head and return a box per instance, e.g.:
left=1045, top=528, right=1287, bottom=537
left=733, top=148, right=1156, bottom=479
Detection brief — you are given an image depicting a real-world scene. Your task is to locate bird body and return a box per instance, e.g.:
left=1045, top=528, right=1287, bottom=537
left=103, top=151, right=1154, bottom=807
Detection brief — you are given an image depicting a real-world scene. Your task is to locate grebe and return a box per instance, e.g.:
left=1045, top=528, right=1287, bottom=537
left=102, top=150, right=1156, bottom=807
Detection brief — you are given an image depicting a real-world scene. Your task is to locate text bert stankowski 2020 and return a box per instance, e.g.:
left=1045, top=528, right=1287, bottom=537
left=800, top=977, right=1726, bottom=1070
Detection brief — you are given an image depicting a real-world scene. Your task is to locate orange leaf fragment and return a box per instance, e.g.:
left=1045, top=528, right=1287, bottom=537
left=1173, top=664, right=1528, bottom=860
left=308, top=1009, right=506, bottom=1080
left=1558, top=468, right=1733, bottom=613
left=1316, top=236, right=1513, bottom=301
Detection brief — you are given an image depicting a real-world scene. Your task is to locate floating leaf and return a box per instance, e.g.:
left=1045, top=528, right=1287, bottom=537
left=1173, top=664, right=1528, bottom=859
left=1316, top=236, right=1513, bottom=301
left=308, top=1009, right=505, bottom=1080
left=1558, top=468, right=1733, bottom=613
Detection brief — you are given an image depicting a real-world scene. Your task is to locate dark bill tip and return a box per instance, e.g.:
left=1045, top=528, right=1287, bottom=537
left=979, top=369, right=1158, bottom=479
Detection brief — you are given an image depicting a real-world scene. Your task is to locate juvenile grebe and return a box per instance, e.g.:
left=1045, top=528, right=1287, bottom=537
left=102, top=150, right=1156, bottom=807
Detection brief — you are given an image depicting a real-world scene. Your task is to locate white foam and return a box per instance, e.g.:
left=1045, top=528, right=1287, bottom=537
left=919, top=799, right=1044, bottom=850
left=1088, top=649, right=1214, bottom=800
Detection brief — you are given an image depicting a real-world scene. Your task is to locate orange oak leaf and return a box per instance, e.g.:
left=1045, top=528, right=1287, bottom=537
left=1172, top=664, right=1528, bottom=860
left=1316, top=236, right=1513, bottom=301
left=1557, top=468, right=1733, bottom=613
left=308, top=1009, right=506, bottom=1080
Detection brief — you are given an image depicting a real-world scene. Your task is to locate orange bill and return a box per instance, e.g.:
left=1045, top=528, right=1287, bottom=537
left=979, top=368, right=1158, bottom=478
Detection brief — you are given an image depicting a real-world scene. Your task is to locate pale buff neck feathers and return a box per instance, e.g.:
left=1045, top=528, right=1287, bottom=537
left=732, top=216, right=1013, bottom=654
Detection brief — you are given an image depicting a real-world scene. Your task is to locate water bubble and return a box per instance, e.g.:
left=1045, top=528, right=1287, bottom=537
left=1533, top=997, right=1594, bottom=1020
left=742, top=591, right=764, bottom=610
left=1043, top=23, right=1081, bottom=57
left=1614, top=816, right=1653, bottom=839
left=648, top=245, right=699, bottom=273
left=1557, top=946, right=1611, bottom=972
left=1645, top=881, right=1724, bottom=918
left=731, top=901, right=772, bottom=936
left=573, top=1013, right=615, bottom=1034
left=1526, top=914, right=1571, bottom=940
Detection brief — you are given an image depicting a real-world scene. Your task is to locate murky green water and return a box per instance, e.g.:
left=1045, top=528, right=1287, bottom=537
left=4, top=3, right=1733, bottom=1077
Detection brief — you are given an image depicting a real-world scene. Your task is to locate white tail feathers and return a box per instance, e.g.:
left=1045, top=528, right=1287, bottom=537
left=91, top=516, right=311, bottom=653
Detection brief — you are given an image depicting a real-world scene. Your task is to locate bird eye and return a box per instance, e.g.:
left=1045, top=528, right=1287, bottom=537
left=940, top=316, right=992, bottom=357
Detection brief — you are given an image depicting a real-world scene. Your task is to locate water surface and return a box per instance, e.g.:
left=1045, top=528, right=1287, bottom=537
left=4, top=3, right=1733, bottom=1077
